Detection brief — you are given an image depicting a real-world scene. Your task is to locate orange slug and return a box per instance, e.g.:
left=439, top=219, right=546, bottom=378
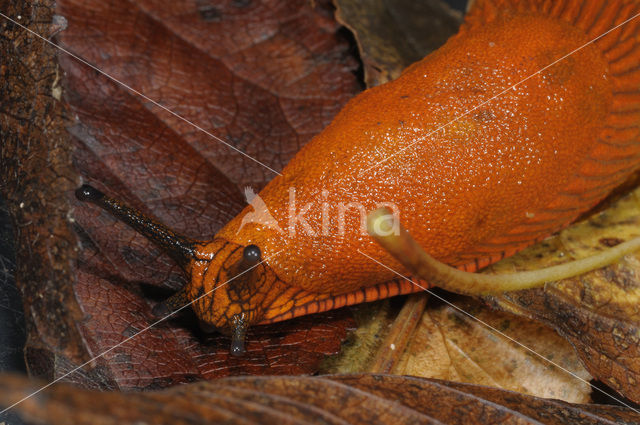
left=77, top=0, right=640, bottom=354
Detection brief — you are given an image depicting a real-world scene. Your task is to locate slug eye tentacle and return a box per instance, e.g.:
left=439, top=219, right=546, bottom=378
left=76, top=184, right=202, bottom=324
left=225, top=244, right=263, bottom=292
left=75, top=184, right=198, bottom=270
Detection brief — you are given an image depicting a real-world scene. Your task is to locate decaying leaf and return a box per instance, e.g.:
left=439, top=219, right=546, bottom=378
left=394, top=296, right=592, bottom=403
left=483, top=186, right=640, bottom=403
left=325, top=294, right=592, bottom=403
left=1, top=0, right=360, bottom=389
left=334, top=0, right=462, bottom=86
left=319, top=299, right=397, bottom=374
left=2, top=372, right=639, bottom=425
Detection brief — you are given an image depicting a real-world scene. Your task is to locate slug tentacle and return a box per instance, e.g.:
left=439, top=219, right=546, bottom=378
left=75, top=185, right=282, bottom=352
left=230, top=313, right=248, bottom=356
left=75, top=184, right=198, bottom=270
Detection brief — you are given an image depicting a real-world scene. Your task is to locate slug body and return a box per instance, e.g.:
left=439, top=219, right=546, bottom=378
left=80, top=0, right=640, bottom=336
left=190, top=0, right=640, bottom=330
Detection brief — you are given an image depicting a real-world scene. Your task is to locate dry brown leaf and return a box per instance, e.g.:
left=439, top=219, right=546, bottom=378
left=334, top=0, right=462, bottom=86
left=483, top=187, right=640, bottom=403
left=1, top=0, right=360, bottom=389
left=325, top=294, right=592, bottom=403
left=3, top=372, right=640, bottom=425
left=394, top=296, right=592, bottom=403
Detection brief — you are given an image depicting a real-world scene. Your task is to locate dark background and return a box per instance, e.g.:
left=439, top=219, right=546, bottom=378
left=0, top=197, right=25, bottom=425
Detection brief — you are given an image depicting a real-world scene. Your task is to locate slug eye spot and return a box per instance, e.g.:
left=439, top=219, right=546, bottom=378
left=243, top=244, right=261, bottom=266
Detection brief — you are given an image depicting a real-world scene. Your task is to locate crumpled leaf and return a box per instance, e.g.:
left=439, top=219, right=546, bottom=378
left=324, top=295, right=592, bottom=403
left=394, top=296, right=592, bottom=403
left=2, top=372, right=640, bottom=425
left=483, top=186, right=640, bottom=403
left=334, top=0, right=462, bottom=86
left=1, top=0, right=360, bottom=389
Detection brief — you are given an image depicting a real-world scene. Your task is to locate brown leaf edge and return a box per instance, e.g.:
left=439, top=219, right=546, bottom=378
left=1, top=372, right=639, bottom=425
left=0, top=0, right=92, bottom=383
left=334, top=0, right=462, bottom=86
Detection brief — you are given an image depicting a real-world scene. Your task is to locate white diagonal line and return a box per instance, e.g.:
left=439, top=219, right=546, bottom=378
left=359, top=10, right=640, bottom=176
left=357, top=249, right=640, bottom=415
left=0, top=12, right=282, bottom=177
left=3, top=3, right=640, bottom=418
left=0, top=249, right=283, bottom=415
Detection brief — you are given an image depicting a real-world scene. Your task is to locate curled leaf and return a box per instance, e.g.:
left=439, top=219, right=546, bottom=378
left=2, top=373, right=639, bottom=425
left=335, top=0, right=462, bottom=86
left=483, top=186, right=640, bottom=403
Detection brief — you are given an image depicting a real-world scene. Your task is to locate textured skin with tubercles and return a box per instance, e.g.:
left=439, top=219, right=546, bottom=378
left=185, top=0, right=640, bottom=330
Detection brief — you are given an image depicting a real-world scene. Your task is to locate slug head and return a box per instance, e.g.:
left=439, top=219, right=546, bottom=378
left=75, top=185, right=286, bottom=356
left=185, top=238, right=290, bottom=354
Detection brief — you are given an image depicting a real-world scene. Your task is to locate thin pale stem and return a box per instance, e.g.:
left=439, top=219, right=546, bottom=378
left=367, top=207, right=640, bottom=295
